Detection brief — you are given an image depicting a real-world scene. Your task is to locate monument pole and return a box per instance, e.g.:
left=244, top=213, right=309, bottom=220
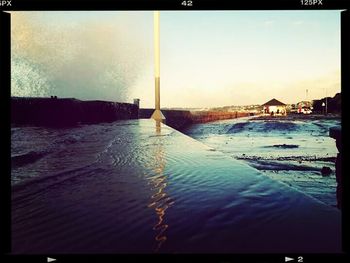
left=151, top=11, right=165, bottom=123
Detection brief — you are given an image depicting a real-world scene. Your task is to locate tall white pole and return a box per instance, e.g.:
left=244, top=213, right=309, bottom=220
left=151, top=11, right=165, bottom=123
left=154, top=10, right=160, bottom=110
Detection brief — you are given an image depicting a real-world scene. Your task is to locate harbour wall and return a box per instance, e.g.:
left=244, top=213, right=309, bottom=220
left=139, top=108, right=254, bottom=130
left=11, top=97, right=139, bottom=127
left=11, top=97, right=254, bottom=129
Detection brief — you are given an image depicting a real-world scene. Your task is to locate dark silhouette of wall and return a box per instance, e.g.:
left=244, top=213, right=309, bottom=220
left=11, top=97, right=138, bottom=127
left=139, top=109, right=252, bottom=130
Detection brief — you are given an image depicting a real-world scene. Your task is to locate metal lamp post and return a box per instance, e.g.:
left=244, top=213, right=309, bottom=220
left=151, top=11, right=166, bottom=123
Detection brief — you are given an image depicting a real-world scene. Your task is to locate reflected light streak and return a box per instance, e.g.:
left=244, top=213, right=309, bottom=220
left=146, top=122, right=174, bottom=252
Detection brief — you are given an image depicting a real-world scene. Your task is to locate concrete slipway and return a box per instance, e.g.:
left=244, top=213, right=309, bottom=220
left=11, top=119, right=341, bottom=253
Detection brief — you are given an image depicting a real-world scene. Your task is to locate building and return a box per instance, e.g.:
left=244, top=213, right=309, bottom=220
left=262, top=98, right=287, bottom=116
left=296, top=101, right=313, bottom=114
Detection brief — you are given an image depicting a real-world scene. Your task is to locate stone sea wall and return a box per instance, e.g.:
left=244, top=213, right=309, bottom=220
left=139, top=108, right=253, bottom=130
left=11, top=97, right=253, bottom=129
left=11, top=97, right=139, bottom=127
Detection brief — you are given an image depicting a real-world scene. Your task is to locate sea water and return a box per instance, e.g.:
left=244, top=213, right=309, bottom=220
left=183, top=116, right=341, bottom=207
left=11, top=119, right=341, bottom=253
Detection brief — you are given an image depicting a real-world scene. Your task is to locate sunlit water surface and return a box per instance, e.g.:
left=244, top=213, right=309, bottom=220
left=182, top=116, right=341, bottom=207
left=11, top=119, right=341, bottom=253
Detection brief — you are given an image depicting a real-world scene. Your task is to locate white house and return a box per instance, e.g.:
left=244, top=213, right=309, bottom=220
left=262, top=98, right=287, bottom=116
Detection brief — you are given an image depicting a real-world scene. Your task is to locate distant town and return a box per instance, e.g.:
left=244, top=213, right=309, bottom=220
left=163, top=93, right=341, bottom=115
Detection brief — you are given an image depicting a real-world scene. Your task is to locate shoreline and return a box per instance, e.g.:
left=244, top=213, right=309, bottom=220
left=252, top=113, right=341, bottom=121
left=182, top=115, right=341, bottom=208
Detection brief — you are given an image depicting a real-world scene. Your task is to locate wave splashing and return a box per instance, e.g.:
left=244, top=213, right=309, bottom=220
left=11, top=12, right=151, bottom=101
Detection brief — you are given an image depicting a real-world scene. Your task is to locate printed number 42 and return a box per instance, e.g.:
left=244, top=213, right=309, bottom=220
left=182, top=1, right=193, bottom=6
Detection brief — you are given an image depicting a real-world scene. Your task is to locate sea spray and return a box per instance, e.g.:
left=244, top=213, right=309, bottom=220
left=11, top=12, right=152, bottom=101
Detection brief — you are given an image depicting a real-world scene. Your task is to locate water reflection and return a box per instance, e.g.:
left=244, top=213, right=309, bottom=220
left=146, top=121, right=174, bottom=252
left=155, top=120, right=161, bottom=134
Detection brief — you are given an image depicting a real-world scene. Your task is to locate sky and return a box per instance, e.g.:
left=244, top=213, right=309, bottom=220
left=11, top=11, right=341, bottom=108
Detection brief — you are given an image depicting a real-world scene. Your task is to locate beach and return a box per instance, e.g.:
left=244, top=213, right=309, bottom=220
left=182, top=114, right=341, bottom=207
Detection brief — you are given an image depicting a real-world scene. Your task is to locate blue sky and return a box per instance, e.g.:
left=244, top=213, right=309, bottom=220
left=11, top=11, right=341, bottom=107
